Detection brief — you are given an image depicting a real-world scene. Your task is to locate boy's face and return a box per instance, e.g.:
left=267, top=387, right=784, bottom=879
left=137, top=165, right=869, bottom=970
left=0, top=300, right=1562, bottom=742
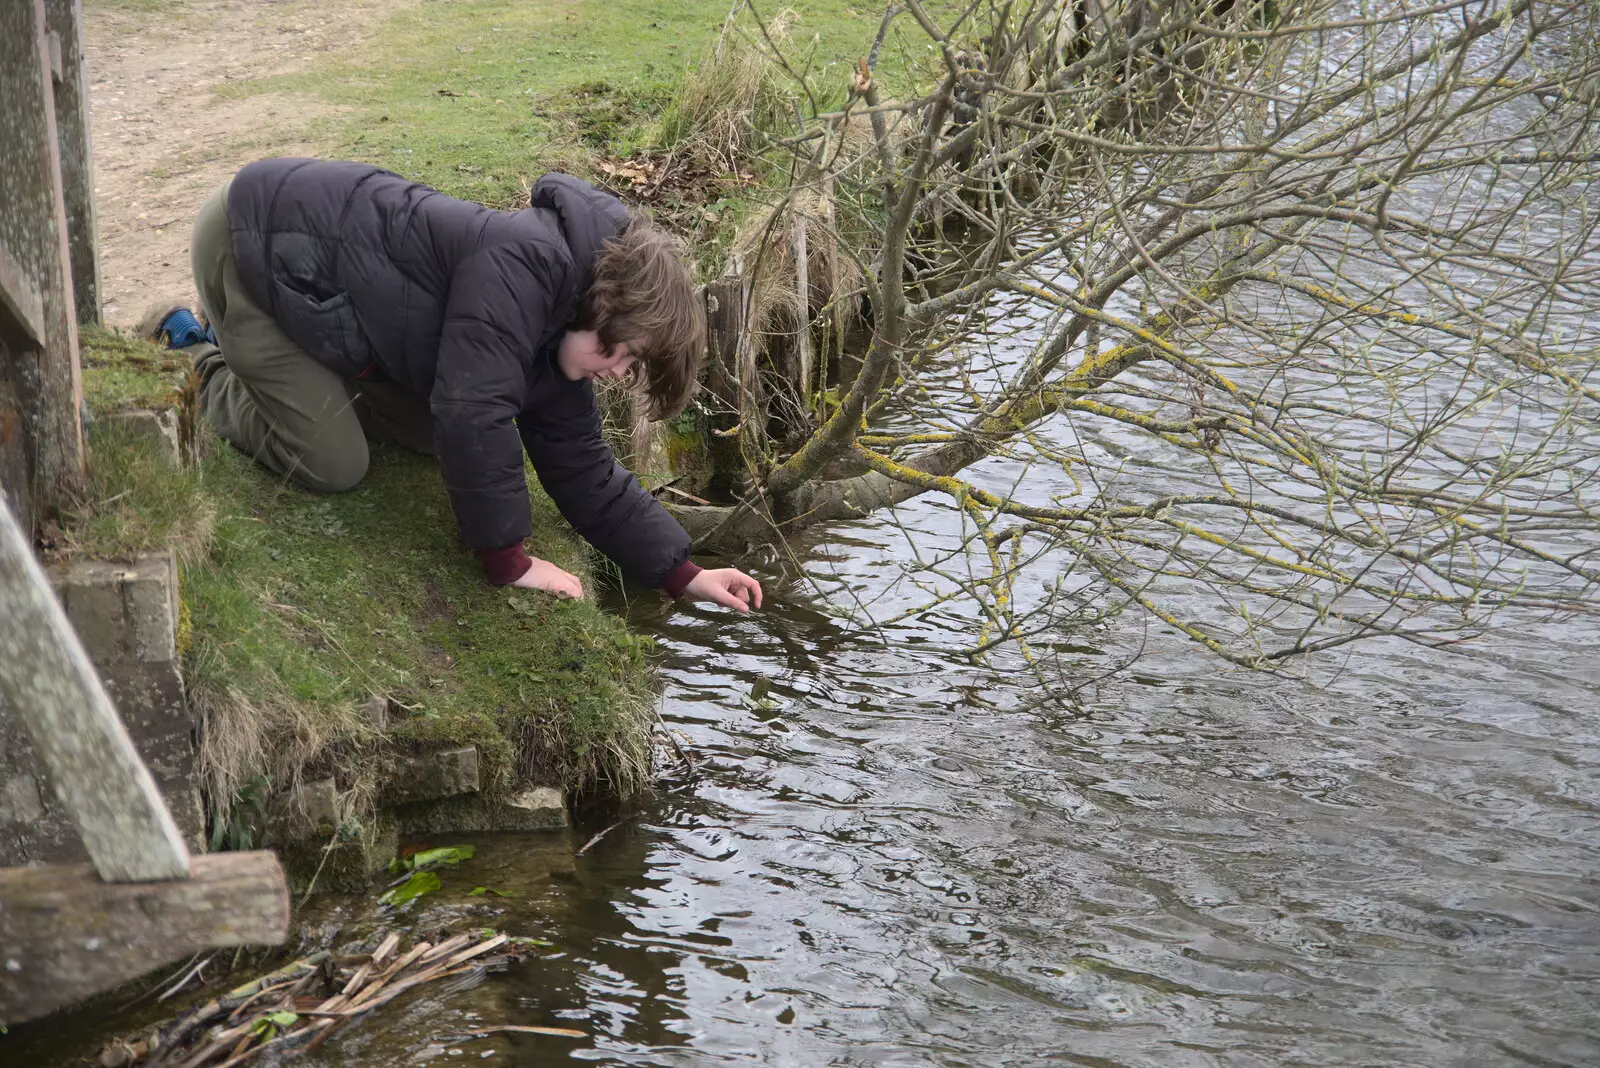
left=558, top=329, right=638, bottom=382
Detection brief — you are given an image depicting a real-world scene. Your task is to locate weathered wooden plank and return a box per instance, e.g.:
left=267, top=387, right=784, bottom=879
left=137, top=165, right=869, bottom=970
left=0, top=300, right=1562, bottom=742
left=0, top=238, right=46, bottom=345
left=0, top=378, right=30, bottom=538
left=0, top=0, right=86, bottom=521
left=45, top=28, right=63, bottom=82
left=44, top=0, right=100, bottom=326
left=0, top=496, right=189, bottom=882
left=0, top=852, right=289, bottom=1024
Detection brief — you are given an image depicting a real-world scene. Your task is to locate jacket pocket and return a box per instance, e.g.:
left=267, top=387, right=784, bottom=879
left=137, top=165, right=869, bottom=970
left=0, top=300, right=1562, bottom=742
left=275, top=282, right=371, bottom=377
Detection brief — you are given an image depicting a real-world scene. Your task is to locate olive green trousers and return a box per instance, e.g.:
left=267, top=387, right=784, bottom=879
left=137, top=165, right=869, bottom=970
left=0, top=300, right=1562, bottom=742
left=187, top=182, right=433, bottom=492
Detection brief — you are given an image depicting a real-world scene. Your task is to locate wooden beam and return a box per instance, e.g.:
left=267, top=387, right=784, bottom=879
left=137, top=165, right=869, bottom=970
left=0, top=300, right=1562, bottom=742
left=0, top=495, right=190, bottom=882
left=0, top=239, right=46, bottom=346
left=0, top=852, right=289, bottom=1024
left=0, top=0, right=86, bottom=518
left=44, top=0, right=100, bottom=326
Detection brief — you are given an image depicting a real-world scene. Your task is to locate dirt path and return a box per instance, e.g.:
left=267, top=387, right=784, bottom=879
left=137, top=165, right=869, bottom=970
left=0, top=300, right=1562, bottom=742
left=84, top=0, right=414, bottom=328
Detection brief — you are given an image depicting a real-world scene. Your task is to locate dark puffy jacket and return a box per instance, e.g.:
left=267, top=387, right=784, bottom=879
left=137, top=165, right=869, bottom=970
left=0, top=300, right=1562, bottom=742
left=225, top=157, right=691, bottom=587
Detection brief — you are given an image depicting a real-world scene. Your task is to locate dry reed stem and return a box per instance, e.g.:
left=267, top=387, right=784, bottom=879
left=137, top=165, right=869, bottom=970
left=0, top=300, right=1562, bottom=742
left=127, top=933, right=528, bottom=1067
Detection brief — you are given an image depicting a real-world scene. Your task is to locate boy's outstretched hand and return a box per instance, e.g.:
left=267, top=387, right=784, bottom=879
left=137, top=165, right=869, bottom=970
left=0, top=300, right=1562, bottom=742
left=512, top=556, right=585, bottom=599
left=683, top=568, right=764, bottom=614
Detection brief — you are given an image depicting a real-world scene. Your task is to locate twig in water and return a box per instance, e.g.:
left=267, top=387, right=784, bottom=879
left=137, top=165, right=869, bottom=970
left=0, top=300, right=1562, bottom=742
left=660, top=483, right=712, bottom=506
left=438, top=1024, right=588, bottom=1041
left=115, top=951, right=203, bottom=1012
left=156, top=953, right=217, bottom=1003
left=575, top=821, right=623, bottom=856
left=296, top=827, right=345, bottom=912
left=653, top=698, right=697, bottom=774
left=116, top=935, right=536, bottom=1066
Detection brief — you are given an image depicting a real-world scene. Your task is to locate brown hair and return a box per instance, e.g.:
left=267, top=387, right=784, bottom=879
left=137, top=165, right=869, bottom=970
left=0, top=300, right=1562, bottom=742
left=573, top=212, right=705, bottom=419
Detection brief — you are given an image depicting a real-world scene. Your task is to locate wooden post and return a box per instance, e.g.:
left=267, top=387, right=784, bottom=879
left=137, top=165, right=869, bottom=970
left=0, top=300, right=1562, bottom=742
left=0, top=0, right=87, bottom=528
left=818, top=169, right=838, bottom=411
left=0, top=496, right=190, bottom=882
left=704, top=268, right=758, bottom=495
left=45, top=0, right=100, bottom=326
left=791, top=207, right=813, bottom=407
left=734, top=265, right=767, bottom=461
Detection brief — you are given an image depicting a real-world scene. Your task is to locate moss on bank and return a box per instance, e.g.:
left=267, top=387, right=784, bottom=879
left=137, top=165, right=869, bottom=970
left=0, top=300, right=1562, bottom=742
left=73, top=328, right=655, bottom=843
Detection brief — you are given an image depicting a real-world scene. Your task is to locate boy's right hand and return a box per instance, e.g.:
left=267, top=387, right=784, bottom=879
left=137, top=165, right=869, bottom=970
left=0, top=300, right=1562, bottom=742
left=511, top=557, right=585, bottom=599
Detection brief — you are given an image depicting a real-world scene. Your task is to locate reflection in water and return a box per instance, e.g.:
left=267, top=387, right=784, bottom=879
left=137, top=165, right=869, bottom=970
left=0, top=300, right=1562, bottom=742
left=526, top=540, right=1596, bottom=1066
left=554, top=159, right=1599, bottom=1056
left=15, top=567, right=1593, bottom=1068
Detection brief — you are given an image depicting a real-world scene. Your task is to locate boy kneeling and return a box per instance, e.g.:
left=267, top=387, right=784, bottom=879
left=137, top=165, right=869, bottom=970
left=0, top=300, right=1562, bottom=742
left=150, top=157, right=759, bottom=611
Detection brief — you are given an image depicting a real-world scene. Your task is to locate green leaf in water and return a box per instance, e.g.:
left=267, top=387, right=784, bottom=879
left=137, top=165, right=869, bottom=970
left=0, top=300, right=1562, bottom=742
left=507, top=935, right=557, bottom=948
left=466, top=886, right=514, bottom=897
left=379, top=869, right=442, bottom=907
left=408, top=844, right=476, bottom=869
left=250, top=1010, right=298, bottom=1038
left=389, top=844, right=477, bottom=874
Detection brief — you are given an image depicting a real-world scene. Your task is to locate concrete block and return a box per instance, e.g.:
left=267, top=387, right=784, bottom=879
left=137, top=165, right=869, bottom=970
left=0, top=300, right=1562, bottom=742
left=121, top=553, right=178, bottom=663
left=363, top=694, right=391, bottom=732
left=390, top=794, right=494, bottom=837
left=499, top=786, right=568, bottom=831
left=50, top=553, right=178, bottom=663
left=280, top=815, right=398, bottom=895
left=4, top=551, right=206, bottom=862
left=163, top=782, right=206, bottom=852
left=390, top=787, right=568, bottom=836
left=383, top=746, right=480, bottom=805
left=54, top=561, right=126, bottom=662
left=0, top=703, right=92, bottom=866
left=271, top=777, right=340, bottom=842
left=106, top=409, right=181, bottom=467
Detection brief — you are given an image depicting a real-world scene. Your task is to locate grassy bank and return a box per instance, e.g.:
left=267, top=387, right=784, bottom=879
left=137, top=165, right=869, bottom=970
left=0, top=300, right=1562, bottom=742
left=205, top=0, right=933, bottom=277
left=71, top=0, right=925, bottom=846
left=74, top=328, right=655, bottom=843
left=227, top=0, right=899, bottom=202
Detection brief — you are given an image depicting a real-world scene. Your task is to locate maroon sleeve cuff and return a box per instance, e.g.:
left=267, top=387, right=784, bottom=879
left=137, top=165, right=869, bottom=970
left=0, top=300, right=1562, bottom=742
left=659, top=558, right=702, bottom=599
left=477, top=543, right=533, bottom=585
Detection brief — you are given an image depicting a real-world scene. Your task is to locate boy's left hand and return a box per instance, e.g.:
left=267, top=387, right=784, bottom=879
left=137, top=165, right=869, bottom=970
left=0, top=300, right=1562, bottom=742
left=683, top=569, right=764, bottom=614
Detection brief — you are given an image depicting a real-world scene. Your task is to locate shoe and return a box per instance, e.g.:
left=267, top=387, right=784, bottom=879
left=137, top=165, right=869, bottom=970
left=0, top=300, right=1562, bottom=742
left=138, top=301, right=215, bottom=349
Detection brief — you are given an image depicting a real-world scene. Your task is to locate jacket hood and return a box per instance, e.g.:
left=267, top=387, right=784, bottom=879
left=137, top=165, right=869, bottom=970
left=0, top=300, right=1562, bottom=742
left=530, top=173, right=629, bottom=272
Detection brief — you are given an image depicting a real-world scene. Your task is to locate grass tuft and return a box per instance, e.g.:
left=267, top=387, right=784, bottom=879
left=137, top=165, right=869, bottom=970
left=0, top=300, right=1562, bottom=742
left=71, top=422, right=215, bottom=565
left=80, top=325, right=192, bottom=413
left=656, top=9, right=796, bottom=169
left=67, top=329, right=215, bottom=564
